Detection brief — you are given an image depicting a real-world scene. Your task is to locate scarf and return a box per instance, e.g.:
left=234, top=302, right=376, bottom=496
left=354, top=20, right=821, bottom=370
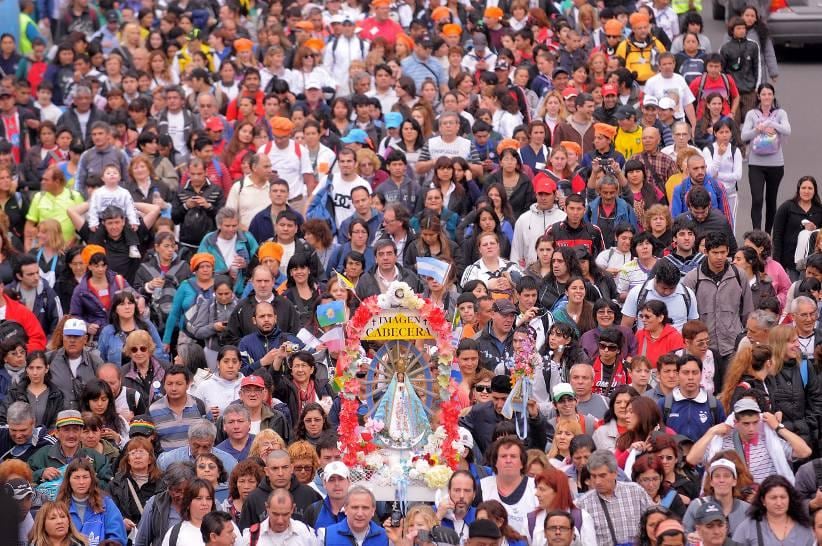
left=4, top=363, right=24, bottom=384
left=297, top=380, right=316, bottom=417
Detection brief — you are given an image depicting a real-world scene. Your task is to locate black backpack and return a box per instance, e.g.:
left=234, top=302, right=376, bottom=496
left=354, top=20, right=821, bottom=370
left=662, top=392, right=721, bottom=425
left=139, top=261, right=186, bottom=330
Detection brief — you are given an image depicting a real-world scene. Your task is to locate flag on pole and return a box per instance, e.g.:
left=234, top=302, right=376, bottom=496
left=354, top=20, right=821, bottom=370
left=317, top=300, right=346, bottom=327
left=416, top=257, right=451, bottom=284
left=335, top=270, right=356, bottom=291
left=319, top=327, right=346, bottom=352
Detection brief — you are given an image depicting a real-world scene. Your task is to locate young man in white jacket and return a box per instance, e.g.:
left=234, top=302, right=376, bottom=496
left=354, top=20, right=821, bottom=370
left=511, top=173, right=566, bottom=268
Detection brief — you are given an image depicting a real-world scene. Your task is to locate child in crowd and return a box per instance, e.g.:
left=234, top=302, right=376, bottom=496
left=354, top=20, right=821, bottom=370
left=87, top=164, right=142, bottom=258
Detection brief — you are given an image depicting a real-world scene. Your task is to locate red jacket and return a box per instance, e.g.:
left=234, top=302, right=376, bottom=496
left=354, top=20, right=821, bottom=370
left=635, top=324, right=684, bottom=367
left=2, top=293, right=47, bottom=351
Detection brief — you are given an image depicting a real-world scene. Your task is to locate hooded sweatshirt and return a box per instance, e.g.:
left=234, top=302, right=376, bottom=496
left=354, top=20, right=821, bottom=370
left=635, top=324, right=684, bottom=366
left=511, top=203, right=566, bottom=267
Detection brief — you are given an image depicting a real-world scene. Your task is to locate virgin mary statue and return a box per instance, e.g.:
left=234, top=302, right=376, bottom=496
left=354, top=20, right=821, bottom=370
left=372, top=354, right=431, bottom=450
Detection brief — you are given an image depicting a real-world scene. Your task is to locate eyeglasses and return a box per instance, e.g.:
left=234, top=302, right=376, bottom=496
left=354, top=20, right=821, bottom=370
left=606, top=35, right=622, bottom=39
left=598, top=343, right=618, bottom=351
left=197, top=463, right=218, bottom=470
left=293, top=465, right=313, bottom=472
left=474, top=385, right=492, bottom=393
left=546, top=526, right=572, bottom=533
left=130, top=346, right=149, bottom=353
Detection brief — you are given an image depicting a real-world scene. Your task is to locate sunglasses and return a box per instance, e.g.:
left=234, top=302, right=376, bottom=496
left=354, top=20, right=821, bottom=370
left=293, top=465, right=313, bottom=472
left=130, top=346, right=149, bottom=353
left=474, top=385, right=492, bottom=393
left=599, top=342, right=618, bottom=351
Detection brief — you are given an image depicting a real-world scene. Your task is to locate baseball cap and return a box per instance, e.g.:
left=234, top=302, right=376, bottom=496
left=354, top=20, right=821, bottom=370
left=63, top=318, right=87, bottom=336
left=384, top=112, right=403, bottom=129
left=305, top=76, right=322, bottom=90
left=495, top=60, right=510, bottom=71
left=562, top=87, right=578, bottom=99
left=642, top=95, right=659, bottom=108
left=533, top=172, right=557, bottom=194
left=694, top=500, right=727, bottom=525
left=552, top=382, right=576, bottom=402
left=658, top=96, right=676, bottom=110
left=129, top=416, right=157, bottom=437
left=552, top=67, right=570, bottom=78
left=733, top=398, right=762, bottom=415
left=492, top=299, right=517, bottom=315
left=241, top=375, right=267, bottom=389
left=205, top=117, right=224, bottom=132
left=4, top=479, right=34, bottom=501
left=708, top=458, right=737, bottom=478
left=106, top=10, right=119, bottom=23
left=341, top=128, right=369, bottom=144
left=56, top=409, right=84, bottom=428
left=322, top=461, right=350, bottom=481
left=602, top=83, right=618, bottom=96
left=614, top=105, right=637, bottom=120
left=654, top=519, right=685, bottom=540
left=330, top=13, right=345, bottom=24
left=469, top=520, right=501, bottom=539
left=0, top=88, right=13, bottom=98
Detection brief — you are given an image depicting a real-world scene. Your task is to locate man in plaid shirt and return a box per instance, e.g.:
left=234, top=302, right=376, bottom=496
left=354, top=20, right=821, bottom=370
left=629, top=127, right=678, bottom=198
left=577, top=450, right=651, bottom=545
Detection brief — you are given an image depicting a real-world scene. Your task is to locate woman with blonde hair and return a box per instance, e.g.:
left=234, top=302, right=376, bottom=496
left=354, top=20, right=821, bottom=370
left=547, top=418, right=582, bottom=471
left=287, top=440, right=321, bottom=485
left=28, top=500, right=88, bottom=546
left=33, top=218, right=66, bottom=287
left=403, top=504, right=439, bottom=538
left=537, top=90, right=568, bottom=135
left=121, top=329, right=168, bottom=406
left=249, top=429, right=285, bottom=462
left=642, top=203, right=673, bottom=250
left=147, top=50, right=178, bottom=89
left=526, top=449, right=550, bottom=477
left=719, top=344, right=773, bottom=413
left=356, top=148, right=388, bottom=187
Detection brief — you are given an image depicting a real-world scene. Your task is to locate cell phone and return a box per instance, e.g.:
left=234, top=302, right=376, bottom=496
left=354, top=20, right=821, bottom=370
left=390, top=507, right=402, bottom=527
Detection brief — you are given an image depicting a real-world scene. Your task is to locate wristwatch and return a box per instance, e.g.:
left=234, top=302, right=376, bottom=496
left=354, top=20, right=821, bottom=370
left=776, top=423, right=786, bottom=433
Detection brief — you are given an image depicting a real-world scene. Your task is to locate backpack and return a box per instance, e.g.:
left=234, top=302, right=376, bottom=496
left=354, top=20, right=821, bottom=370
left=247, top=523, right=262, bottom=546
left=704, top=141, right=739, bottom=163
left=662, top=392, right=721, bottom=425
left=692, top=263, right=745, bottom=315
left=696, top=73, right=731, bottom=106
left=140, top=261, right=186, bottom=331
left=305, top=175, right=338, bottom=238
left=331, top=36, right=366, bottom=64
left=636, top=279, right=692, bottom=318
left=211, top=158, right=223, bottom=179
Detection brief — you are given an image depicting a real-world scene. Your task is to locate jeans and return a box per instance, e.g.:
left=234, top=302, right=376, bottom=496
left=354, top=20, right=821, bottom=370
left=749, top=164, right=785, bottom=232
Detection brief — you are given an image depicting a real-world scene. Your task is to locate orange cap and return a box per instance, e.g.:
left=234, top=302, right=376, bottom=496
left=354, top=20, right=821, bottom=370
left=81, top=244, right=106, bottom=265
left=593, top=122, right=617, bottom=140
left=496, top=138, right=520, bottom=155
left=294, top=21, right=314, bottom=31
left=270, top=116, right=295, bottom=137
left=629, top=12, right=650, bottom=27
left=303, top=38, right=325, bottom=52
left=431, top=6, right=451, bottom=21
left=604, top=19, right=624, bottom=35
left=190, top=252, right=215, bottom=271
left=396, top=33, right=414, bottom=51
left=372, top=0, right=390, bottom=7
left=233, top=38, right=253, bottom=52
left=559, top=141, right=582, bottom=157
left=258, top=242, right=284, bottom=263
left=484, top=6, right=503, bottom=19
left=442, top=23, right=462, bottom=37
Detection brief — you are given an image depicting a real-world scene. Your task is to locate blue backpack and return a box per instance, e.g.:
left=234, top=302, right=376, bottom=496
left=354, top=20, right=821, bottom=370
left=305, top=175, right=338, bottom=238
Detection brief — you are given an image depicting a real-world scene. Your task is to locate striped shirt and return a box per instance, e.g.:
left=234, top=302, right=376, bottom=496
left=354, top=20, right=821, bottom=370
left=720, top=431, right=781, bottom=484
left=149, top=395, right=208, bottom=451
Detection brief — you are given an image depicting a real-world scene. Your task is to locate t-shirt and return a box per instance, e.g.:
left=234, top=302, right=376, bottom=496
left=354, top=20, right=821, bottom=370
left=215, top=235, right=237, bottom=269
left=76, top=110, right=91, bottom=140
left=330, top=176, right=371, bottom=228
left=419, top=136, right=477, bottom=164
left=615, top=126, right=643, bottom=159
left=644, top=73, right=696, bottom=119
left=266, top=140, right=312, bottom=199
left=690, top=74, right=740, bottom=117
left=165, top=110, right=186, bottom=154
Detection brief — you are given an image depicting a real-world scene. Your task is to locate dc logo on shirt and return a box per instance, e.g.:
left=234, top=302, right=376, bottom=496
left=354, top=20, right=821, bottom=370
left=332, top=193, right=352, bottom=209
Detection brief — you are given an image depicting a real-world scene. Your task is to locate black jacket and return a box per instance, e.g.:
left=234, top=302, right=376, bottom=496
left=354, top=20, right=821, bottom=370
left=270, top=371, right=336, bottom=428
left=239, top=475, right=321, bottom=531
left=215, top=403, right=291, bottom=444
left=355, top=265, right=424, bottom=300
left=459, top=401, right=552, bottom=456
left=477, top=322, right=514, bottom=372
left=772, top=199, right=822, bottom=268
left=171, top=179, right=226, bottom=249
left=719, top=38, right=760, bottom=93
left=225, top=293, right=299, bottom=346
left=109, top=472, right=164, bottom=526
left=0, top=381, right=64, bottom=428
left=56, top=106, right=108, bottom=148
left=482, top=172, right=536, bottom=218
left=766, top=358, right=822, bottom=451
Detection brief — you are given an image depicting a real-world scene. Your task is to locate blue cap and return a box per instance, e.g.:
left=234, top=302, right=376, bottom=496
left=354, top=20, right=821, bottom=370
left=341, top=128, right=369, bottom=144
left=385, top=112, right=403, bottom=129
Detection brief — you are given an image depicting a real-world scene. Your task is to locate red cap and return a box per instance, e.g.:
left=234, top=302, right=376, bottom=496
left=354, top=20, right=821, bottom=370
left=533, top=173, right=557, bottom=194
left=601, top=83, right=618, bottom=96
left=205, top=117, right=223, bottom=132
left=241, top=375, right=266, bottom=389
left=562, top=87, right=579, bottom=99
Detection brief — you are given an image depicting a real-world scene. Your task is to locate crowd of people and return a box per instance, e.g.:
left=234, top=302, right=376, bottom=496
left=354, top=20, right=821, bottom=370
left=0, top=0, right=819, bottom=545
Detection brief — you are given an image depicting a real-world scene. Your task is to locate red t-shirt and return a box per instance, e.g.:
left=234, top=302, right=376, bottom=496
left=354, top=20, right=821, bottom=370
left=689, top=74, right=740, bottom=118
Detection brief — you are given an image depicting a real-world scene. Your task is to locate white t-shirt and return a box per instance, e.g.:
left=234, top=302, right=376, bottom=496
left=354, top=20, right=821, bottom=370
left=643, top=73, right=696, bottom=119
left=266, top=141, right=312, bottom=199
left=226, top=177, right=271, bottom=228
left=479, top=475, right=538, bottom=538
left=216, top=235, right=238, bottom=269
left=280, top=240, right=296, bottom=271
left=162, top=520, right=241, bottom=546
left=421, top=136, right=473, bottom=162
left=165, top=110, right=187, bottom=154
left=76, top=110, right=91, bottom=140
left=329, top=176, right=371, bottom=228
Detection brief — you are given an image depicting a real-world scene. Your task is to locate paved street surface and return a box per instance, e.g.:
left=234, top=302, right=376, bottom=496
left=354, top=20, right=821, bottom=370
left=699, top=6, right=822, bottom=241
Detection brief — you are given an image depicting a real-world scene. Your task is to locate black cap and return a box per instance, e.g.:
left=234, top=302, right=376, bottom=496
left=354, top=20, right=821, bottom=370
left=491, top=374, right=512, bottom=394
left=106, top=10, right=119, bottom=22
left=552, top=67, right=570, bottom=77
left=100, top=205, right=125, bottom=220
left=418, top=37, right=434, bottom=49
left=694, top=500, right=726, bottom=525
left=469, top=520, right=502, bottom=539
left=492, top=299, right=517, bottom=315
left=614, top=105, right=637, bottom=120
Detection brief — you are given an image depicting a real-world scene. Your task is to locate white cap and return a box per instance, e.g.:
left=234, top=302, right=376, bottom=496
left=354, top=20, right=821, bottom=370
left=642, top=95, right=659, bottom=107
left=658, top=96, right=677, bottom=110
left=323, top=461, right=350, bottom=481
left=458, top=427, right=474, bottom=450
left=305, top=75, right=323, bottom=90
left=708, top=458, right=737, bottom=478
left=63, top=318, right=87, bottom=336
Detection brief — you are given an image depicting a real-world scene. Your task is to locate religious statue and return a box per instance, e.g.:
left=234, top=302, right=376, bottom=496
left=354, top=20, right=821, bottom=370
left=373, top=352, right=431, bottom=450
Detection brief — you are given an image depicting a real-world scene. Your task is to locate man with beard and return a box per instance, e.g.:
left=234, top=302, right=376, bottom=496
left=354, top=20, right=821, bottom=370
left=237, top=301, right=302, bottom=375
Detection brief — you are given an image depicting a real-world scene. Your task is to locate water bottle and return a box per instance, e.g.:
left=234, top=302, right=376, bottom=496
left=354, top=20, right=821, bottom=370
left=153, top=190, right=171, bottom=219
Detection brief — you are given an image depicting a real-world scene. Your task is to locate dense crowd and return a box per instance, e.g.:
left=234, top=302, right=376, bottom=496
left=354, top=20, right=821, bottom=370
left=0, top=0, right=819, bottom=545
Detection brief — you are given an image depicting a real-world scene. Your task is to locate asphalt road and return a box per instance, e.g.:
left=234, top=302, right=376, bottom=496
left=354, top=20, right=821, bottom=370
left=698, top=5, right=822, bottom=240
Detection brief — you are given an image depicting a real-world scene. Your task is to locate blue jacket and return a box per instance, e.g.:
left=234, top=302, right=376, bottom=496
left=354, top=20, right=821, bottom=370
left=324, top=519, right=388, bottom=546
left=410, top=207, right=459, bottom=241
left=0, top=368, right=11, bottom=405
left=98, top=321, right=166, bottom=365
left=308, top=496, right=347, bottom=529
left=338, top=209, right=383, bottom=245
left=584, top=197, right=638, bottom=230
left=671, top=175, right=732, bottom=220
left=69, top=495, right=127, bottom=546
left=68, top=271, right=130, bottom=330
left=657, top=390, right=726, bottom=442
left=441, top=507, right=477, bottom=534
left=237, top=327, right=302, bottom=375
left=327, top=243, right=375, bottom=278
left=163, top=278, right=214, bottom=344
left=197, top=229, right=259, bottom=296
left=248, top=205, right=305, bottom=243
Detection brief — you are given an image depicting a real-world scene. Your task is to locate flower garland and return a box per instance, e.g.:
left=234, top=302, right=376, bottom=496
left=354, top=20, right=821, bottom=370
left=333, top=281, right=461, bottom=471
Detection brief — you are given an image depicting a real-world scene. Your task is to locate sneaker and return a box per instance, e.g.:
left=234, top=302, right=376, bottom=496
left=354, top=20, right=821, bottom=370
left=129, top=245, right=141, bottom=259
